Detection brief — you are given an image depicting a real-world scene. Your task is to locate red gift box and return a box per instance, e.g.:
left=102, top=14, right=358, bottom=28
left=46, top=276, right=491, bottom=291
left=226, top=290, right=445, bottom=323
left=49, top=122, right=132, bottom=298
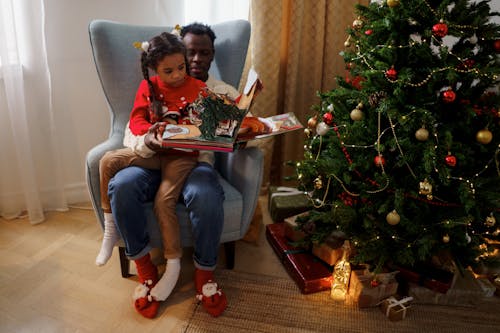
left=393, top=263, right=455, bottom=294
left=266, top=223, right=332, bottom=294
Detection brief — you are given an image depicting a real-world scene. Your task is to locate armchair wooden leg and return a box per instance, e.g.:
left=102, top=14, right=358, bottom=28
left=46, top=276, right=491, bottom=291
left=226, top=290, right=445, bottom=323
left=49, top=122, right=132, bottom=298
left=224, top=241, right=235, bottom=269
left=119, top=247, right=132, bottom=278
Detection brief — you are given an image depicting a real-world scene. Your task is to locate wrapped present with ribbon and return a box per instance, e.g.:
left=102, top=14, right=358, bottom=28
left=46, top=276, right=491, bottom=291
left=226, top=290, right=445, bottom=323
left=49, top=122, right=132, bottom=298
left=312, top=242, right=343, bottom=266
left=347, top=268, right=399, bottom=307
left=268, top=186, right=312, bottom=222
left=379, top=296, right=413, bottom=321
left=266, top=223, right=332, bottom=294
left=283, top=213, right=308, bottom=242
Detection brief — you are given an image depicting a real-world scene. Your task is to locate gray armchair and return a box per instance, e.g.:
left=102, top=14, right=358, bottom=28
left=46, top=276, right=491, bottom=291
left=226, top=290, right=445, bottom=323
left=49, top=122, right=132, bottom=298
left=86, top=19, right=263, bottom=277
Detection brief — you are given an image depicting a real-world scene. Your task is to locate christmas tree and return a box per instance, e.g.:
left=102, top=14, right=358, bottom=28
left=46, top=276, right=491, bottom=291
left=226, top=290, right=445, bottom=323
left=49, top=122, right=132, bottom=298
left=295, top=0, right=500, bottom=274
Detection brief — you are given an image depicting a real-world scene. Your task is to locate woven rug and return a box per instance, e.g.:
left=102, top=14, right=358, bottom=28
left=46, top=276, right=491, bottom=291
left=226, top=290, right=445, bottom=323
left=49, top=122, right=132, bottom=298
left=177, top=269, right=500, bottom=333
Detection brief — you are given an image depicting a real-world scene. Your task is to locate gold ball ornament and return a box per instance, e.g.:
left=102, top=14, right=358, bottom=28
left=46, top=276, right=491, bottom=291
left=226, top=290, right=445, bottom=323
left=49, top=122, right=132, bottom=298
left=387, top=0, right=400, bottom=8
left=307, top=116, right=318, bottom=129
left=476, top=128, right=493, bottom=144
left=352, top=19, right=364, bottom=29
left=314, top=176, right=323, bottom=190
left=386, top=210, right=400, bottom=225
left=485, top=214, right=496, bottom=227
left=419, top=178, right=433, bottom=200
left=350, top=108, right=364, bottom=121
left=442, top=234, right=450, bottom=243
left=415, top=127, right=429, bottom=141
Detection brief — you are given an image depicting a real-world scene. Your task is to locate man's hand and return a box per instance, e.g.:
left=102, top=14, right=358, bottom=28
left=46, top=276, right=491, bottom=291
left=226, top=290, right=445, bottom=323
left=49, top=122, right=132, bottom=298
left=144, top=122, right=166, bottom=152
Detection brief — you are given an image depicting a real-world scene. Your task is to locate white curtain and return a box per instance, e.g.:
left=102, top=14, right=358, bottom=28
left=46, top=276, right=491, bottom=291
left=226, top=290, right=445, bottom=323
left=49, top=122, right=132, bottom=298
left=0, top=0, right=67, bottom=224
left=184, top=0, right=250, bottom=24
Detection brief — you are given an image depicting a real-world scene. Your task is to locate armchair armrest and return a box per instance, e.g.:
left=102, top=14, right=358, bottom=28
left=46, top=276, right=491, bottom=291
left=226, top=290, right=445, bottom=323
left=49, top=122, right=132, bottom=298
left=85, top=134, right=124, bottom=227
left=215, top=147, right=264, bottom=236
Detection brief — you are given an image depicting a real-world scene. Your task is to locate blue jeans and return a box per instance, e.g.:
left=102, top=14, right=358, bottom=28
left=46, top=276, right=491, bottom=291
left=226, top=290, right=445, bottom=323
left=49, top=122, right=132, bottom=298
left=108, top=162, right=225, bottom=270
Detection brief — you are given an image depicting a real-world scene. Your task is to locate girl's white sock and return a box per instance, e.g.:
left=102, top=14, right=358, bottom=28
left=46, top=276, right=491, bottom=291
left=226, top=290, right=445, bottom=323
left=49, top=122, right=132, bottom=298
left=150, top=258, right=181, bottom=301
left=95, top=213, right=120, bottom=266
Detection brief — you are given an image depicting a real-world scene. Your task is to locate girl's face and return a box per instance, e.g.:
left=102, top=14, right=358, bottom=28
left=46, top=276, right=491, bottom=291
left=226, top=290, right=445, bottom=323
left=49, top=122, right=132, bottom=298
left=156, top=53, right=187, bottom=87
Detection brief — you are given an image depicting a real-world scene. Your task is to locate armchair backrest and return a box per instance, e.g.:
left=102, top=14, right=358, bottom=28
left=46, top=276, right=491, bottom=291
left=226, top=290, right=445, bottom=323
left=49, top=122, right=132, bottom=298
left=88, top=19, right=250, bottom=140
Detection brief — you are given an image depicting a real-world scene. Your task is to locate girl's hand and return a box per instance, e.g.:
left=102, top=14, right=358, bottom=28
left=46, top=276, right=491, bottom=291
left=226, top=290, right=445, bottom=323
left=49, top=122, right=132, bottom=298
left=145, top=122, right=167, bottom=151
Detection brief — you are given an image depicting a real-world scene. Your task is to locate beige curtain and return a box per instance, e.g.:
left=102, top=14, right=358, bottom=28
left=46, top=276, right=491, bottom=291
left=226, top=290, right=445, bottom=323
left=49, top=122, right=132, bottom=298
left=244, top=0, right=368, bottom=190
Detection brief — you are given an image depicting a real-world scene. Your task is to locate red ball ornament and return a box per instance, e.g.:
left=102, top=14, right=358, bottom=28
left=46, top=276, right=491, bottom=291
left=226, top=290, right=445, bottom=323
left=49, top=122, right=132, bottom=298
left=323, top=112, right=334, bottom=125
left=494, top=40, right=500, bottom=53
left=458, top=59, right=475, bottom=70
left=442, top=89, right=456, bottom=103
left=432, top=21, right=448, bottom=38
left=365, top=29, right=373, bottom=36
left=374, top=155, right=385, bottom=167
left=386, top=67, right=398, bottom=81
left=445, top=154, right=456, bottom=167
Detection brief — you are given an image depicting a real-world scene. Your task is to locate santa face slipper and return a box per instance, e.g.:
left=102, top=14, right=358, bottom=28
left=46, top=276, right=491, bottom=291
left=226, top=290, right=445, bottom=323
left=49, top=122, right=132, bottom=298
left=133, top=280, right=159, bottom=319
left=196, top=280, right=227, bottom=317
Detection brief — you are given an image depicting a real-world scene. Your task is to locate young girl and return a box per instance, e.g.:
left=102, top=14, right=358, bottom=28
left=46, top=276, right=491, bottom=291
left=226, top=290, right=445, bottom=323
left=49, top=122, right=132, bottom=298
left=95, top=32, right=211, bottom=318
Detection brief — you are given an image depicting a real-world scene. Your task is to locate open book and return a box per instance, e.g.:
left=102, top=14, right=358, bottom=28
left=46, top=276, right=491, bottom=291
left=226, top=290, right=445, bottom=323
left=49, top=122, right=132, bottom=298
left=161, top=70, right=303, bottom=152
left=236, top=112, right=304, bottom=144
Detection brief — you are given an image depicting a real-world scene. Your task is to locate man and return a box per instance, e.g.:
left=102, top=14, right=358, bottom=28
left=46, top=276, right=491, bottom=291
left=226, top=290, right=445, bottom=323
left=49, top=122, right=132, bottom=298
left=109, top=23, right=239, bottom=318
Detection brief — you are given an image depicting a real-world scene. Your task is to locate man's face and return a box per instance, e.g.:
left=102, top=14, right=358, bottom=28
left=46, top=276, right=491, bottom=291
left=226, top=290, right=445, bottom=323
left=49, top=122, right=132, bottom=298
left=182, top=32, right=214, bottom=82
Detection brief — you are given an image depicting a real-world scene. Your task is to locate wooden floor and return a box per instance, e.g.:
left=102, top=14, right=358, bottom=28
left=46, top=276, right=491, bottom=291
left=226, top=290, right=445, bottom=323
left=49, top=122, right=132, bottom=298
left=0, top=196, right=288, bottom=332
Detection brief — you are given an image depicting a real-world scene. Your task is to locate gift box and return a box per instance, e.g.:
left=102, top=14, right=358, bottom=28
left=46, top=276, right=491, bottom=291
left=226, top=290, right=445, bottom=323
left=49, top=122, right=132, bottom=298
left=268, top=186, right=312, bottom=222
left=408, top=268, right=484, bottom=306
left=266, top=222, right=304, bottom=261
left=347, top=269, right=399, bottom=308
left=475, top=278, right=496, bottom=297
left=493, top=276, right=500, bottom=297
left=392, top=263, right=455, bottom=294
left=312, top=243, right=343, bottom=266
left=284, top=213, right=307, bottom=242
left=380, top=296, right=413, bottom=321
left=266, top=223, right=332, bottom=294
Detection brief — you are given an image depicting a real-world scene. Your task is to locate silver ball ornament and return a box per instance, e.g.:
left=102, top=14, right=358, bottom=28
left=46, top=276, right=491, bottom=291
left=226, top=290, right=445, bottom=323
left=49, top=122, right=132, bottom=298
left=316, top=122, right=330, bottom=136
